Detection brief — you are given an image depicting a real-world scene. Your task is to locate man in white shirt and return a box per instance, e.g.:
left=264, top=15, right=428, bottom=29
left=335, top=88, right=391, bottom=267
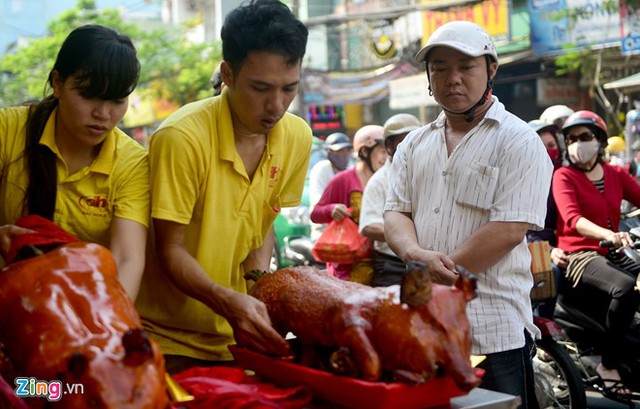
left=309, top=132, right=353, bottom=240
left=384, top=21, right=552, bottom=408
left=359, top=113, right=420, bottom=286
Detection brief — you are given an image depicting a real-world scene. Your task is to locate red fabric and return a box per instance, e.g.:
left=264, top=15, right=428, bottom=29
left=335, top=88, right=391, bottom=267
left=552, top=162, right=640, bottom=254
left=172, top=366, right=312, bottom=409
left=6, top=215, right=80, bottom=264
left=0, top=374, right=29, bottom=409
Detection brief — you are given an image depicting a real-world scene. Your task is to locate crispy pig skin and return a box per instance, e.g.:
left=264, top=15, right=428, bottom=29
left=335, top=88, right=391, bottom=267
left=249, top=266, right=480, bottom=391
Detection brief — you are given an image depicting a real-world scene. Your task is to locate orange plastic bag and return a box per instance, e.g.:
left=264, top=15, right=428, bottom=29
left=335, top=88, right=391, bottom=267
left=312, top=218, right=372, bottom=263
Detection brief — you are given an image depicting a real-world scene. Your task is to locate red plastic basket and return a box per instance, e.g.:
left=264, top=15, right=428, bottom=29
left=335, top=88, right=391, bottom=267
left=229, top=345, right=481, bottom=409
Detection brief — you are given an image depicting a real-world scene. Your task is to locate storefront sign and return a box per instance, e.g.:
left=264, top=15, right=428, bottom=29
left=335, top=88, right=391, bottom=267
left=389, top=74, right=438, bottom=109
left=302, top=61, right=419, bottom=105
left=621, top=1, right=640, bottom=54
left=529, top=0, right=621, bottom=56
left=307, top=105, right=345, bottom=136
left=536, top=78, right=581, bottom=106
left=370, top=19, right=397, bottom=60
left=421, top=0, right=509, bottom=45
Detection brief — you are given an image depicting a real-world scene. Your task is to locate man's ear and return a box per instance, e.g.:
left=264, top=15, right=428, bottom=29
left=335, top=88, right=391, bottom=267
left=220, top=61, right=233, bottom=88
left=489, top=61, right=498, bottom=81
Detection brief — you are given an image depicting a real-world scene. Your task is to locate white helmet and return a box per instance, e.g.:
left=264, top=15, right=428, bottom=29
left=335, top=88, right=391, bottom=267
left=540, top=105, right=575, bottom=127
left=383, top=113, right=421, bottom=141
left=415, top=21, right=498, bottom=66
left=353, top=125, right=384, bottom=153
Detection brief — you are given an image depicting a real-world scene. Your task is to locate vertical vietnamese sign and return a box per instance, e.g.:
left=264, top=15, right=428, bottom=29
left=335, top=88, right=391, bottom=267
left=621, top=1, right=640, bottom=54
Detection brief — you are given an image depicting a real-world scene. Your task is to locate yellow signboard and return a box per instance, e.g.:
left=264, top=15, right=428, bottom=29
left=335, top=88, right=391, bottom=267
left=421, top=0, right=509, bottom=46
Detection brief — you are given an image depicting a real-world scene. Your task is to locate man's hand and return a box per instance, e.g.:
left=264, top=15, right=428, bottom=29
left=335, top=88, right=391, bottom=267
left=550, top=247, right=568, bottom=269
left=0, top=224, right=36, bottom=259
left=222, top=290, right=290, bottom=357
left=409, top=248, right=458, bottom=286
left=331, top=204, right=351, bottom=221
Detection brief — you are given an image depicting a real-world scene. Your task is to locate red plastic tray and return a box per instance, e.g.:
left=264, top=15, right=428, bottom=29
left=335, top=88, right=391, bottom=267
left=229, top=345, right=479, bottom=409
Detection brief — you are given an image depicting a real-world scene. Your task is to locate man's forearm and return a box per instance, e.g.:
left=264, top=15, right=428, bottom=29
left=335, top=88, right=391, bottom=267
left=383, top=211, right=421, bottom=262
left=449, top=221, right=529, bottom=274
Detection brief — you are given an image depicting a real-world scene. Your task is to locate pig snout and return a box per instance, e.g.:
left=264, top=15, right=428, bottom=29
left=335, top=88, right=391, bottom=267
left=122, top=328, right=154, bottom=367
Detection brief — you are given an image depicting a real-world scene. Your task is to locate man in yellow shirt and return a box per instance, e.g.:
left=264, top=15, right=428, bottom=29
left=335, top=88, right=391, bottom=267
left=135, top=0, right=312, bottom=374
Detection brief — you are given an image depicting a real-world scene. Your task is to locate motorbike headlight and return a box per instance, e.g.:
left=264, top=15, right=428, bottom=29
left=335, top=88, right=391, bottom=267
left=280, top=206, right=310, bottom=226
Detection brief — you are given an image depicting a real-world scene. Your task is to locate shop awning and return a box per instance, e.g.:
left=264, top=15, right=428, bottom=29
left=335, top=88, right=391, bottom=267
left=603, top=72, right=640, bottom=93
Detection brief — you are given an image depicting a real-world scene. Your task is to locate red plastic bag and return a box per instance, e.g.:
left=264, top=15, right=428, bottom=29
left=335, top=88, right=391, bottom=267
left=312, top=217, right=372, bottom=263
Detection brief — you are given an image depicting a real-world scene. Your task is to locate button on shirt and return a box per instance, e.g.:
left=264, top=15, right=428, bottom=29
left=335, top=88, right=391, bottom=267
left=384, top=96, right=553, bottom=354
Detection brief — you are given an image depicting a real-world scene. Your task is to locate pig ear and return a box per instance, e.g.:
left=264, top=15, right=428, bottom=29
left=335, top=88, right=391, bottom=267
left=454, top=265, right=478, bottom=302
left=122, top=328, right=153, bottom=367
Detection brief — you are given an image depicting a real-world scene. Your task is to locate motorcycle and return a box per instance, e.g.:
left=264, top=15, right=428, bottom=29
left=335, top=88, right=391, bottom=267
left=551, top=227, right=640, bottom=407
left=532, top=300, right=587, bottom=408
left=282, top=235, right=326, bottom=269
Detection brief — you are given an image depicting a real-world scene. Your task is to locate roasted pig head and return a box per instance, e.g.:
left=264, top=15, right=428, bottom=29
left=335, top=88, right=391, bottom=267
left=0, top=242, right=168, bottom=408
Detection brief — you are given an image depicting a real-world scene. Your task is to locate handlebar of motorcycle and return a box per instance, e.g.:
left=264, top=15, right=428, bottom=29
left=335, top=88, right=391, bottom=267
left=599, top=240, right=614, bottom=248
left=599, top=239, right=640, bottom=248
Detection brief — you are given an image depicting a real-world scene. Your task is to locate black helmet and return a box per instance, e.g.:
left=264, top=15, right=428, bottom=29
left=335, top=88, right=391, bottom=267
left=325, top=133, right=353, bottom=151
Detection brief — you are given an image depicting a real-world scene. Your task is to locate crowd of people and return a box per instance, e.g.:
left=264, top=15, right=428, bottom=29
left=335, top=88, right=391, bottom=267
left=1, top=0, right=639, bottom=407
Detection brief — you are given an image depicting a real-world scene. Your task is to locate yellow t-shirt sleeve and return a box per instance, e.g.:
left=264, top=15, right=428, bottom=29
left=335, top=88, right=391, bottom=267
left=112, top=138, right=150, bottom=228
left=149, top=126, right=205, bottom=225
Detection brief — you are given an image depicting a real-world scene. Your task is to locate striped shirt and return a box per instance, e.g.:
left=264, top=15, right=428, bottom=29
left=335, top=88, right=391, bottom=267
left=384, top=96, right=553, bottom=354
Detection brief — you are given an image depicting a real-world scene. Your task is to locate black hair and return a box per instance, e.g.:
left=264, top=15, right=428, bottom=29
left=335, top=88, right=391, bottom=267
left=24, top=24, right=140, bottom=219
left=221, top=0, right=308, bottom=75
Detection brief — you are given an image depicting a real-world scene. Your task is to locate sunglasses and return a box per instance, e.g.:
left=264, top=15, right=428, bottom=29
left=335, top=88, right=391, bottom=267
left=566, top=131, right=596, bottom=144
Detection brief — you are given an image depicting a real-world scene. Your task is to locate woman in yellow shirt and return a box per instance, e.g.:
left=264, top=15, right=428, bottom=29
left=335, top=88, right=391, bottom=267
left=0, top=24, right=149, bottom=300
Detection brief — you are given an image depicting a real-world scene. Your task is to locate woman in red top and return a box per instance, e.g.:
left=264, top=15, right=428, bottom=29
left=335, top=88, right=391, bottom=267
left=310, top=125, right=387, bottom=280
left=552, top=110, right=640, bottom=396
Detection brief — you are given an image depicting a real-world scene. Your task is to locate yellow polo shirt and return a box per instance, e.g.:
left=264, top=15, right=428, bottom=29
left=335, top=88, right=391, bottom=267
left=0, top=105, right=149, bottom=251
left=136, top=92, right=312, bottom=361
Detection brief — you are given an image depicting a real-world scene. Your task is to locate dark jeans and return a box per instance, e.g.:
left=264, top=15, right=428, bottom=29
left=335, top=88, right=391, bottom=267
left=477, top=330, right=539, bottom=409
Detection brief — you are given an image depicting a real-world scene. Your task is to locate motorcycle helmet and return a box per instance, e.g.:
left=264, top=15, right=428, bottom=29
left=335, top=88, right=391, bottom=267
left=562, top=110, right=608, bottom=142
left=528, top=119, right=559, bottom=136
left=353, top=125, right=384, bottom=172
left=540, top=105, right=575, bottom=128
left=415, top=21, right=498, bottom=66
left=353, top=125, right=384, bottom=154
left=324, top=132, right=353, bottom=151
left=605, top=136, right=626, bottom=154
left=383, top=114, right=421, bottom=141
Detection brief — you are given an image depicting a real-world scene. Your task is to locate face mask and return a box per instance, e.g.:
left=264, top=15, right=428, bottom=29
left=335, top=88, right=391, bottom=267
left=546, top=148, right=560, bottom=161
left=567, top=139, right=599, bottom=164
left=328, top=152, right=350, bottom=171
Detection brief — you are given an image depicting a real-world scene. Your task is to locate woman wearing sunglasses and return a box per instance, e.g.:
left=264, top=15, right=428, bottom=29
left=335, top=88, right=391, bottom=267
left=552, top=110, right=640, bottom=398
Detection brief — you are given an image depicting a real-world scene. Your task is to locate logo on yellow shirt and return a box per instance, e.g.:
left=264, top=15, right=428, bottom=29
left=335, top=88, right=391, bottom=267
left=78, top=195, right=110, bottom=218
left=269, top=166, right=280, bottom=187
